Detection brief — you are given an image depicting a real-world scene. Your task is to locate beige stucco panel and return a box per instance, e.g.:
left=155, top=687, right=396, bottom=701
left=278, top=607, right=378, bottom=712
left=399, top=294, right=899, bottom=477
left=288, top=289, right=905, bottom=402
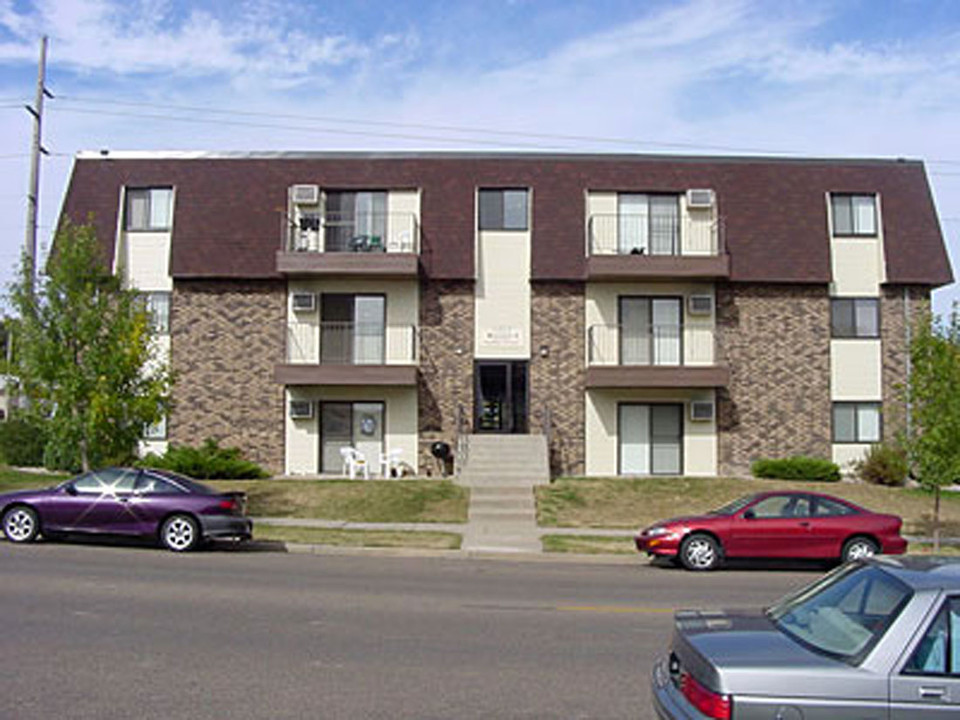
left=831, top=340, right=882, bottom=400
left=120, top=232, right=173, bottom=291
left=830, top=239, right=885, bottom=296
left=475, top=231, right=531, bottom=359
left=285, top=387, right=418, bottom=475
left=386, top=190, right=420, bottom=252
left=585, top=388, right=717, bottom=477
left=833, top=443, right=871, bottom=474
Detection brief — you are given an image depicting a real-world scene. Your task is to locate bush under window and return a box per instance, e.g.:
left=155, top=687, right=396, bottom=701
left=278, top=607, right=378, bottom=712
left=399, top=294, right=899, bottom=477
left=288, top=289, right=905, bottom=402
left=139, top=438, right=268, bottom=479
left=751, top=456, right=841, bottom=483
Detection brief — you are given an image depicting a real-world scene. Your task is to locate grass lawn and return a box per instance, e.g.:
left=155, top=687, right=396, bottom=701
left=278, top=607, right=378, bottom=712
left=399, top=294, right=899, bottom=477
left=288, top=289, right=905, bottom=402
left=0, top=468, right=68, bottom=493
left=541, top=535, right=635, bottom=555
left=209, top=479, right=468, bottom=524
left=254, top=525, right=462, bottom=550
left=537, top=476, right=960, bottom=537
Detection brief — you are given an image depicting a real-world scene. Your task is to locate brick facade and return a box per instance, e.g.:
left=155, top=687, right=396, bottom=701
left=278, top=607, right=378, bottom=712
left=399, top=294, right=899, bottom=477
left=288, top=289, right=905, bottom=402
left=530, top=282, right=586, bottom=476
left=881, top=285, right=931, bottom=439
left=716, top=283, right=832, bottom=476
left=418, top=279, right=475, bottom=474
left=170, top=280, right=286, bottom=472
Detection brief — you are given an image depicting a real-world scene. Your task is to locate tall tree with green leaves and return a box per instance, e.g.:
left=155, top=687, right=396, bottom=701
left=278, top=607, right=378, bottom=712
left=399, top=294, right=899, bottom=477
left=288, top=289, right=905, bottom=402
left=8, top=221, right=172, bottom=472
left=903, top=304, right=960, bottom=549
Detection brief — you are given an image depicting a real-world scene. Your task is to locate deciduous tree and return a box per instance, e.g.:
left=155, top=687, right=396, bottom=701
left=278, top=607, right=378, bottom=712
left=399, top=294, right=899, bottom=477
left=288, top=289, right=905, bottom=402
left=8, top=221, right=171, bottom=472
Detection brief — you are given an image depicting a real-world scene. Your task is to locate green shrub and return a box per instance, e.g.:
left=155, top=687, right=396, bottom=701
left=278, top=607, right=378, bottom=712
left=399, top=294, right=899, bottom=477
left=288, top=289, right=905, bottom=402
left=751, top=456, right=841, bottom=482
left=854, top=443, right=909, bottom=486
left=0, top=416, right=48, bottom=468
left=139, top=438, right=269, bottom=479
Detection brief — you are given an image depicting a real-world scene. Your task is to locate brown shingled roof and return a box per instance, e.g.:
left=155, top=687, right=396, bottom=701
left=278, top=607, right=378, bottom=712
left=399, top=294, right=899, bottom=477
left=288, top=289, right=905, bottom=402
left=58, top=152, right=953, bottom=287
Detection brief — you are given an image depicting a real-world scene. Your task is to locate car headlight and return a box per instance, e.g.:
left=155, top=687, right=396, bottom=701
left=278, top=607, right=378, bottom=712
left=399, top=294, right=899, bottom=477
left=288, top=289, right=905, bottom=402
left=644, top=526, right=673, bottom=537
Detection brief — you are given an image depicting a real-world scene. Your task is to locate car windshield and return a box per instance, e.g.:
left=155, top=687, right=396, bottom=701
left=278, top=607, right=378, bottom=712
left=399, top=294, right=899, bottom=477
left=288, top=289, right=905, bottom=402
left=146, top=470, right=218, bottom=495
left=708, top=494, right=758, bottom=516
left=766, top=563, right=912, bottom=665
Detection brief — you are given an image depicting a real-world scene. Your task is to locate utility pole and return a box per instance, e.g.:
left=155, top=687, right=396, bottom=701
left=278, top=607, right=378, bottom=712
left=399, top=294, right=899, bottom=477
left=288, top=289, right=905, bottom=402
left=24, top=35, right=51, bottom=295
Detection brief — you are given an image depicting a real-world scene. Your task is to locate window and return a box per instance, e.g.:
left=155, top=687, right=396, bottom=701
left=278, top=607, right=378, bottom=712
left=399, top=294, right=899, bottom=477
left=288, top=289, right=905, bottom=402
left=831, top=298, right=879, bottom=338
left=324, top=191, right=387, bottom=252
left=135, top=473, right=181, bottom=495
left=320, top=294, right=385, bottom=364
left=618, top=194, right=680, bottom=255
left=144, top=292, right=171, bottom=335
left=144, top=414, right=167, bottom=440
left=833, top=402, right=882, bottom=443
left=813, top=496, right=857, bottom=517
left=70, top=468, right=138, bottom=494
left=749, top=494, right=811, bottom=519
left=904, top=598, right=960, bottom=675
left=478, top=189, right=528, bottom=231
left=831, top=194, right=877, bottom=237
left=125, top=188, right=173, bottom=231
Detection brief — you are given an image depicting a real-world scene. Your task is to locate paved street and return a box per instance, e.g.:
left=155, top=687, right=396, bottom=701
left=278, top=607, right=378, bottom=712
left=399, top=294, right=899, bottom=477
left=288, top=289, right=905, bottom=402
left=0, top=541, right=818, bottom=719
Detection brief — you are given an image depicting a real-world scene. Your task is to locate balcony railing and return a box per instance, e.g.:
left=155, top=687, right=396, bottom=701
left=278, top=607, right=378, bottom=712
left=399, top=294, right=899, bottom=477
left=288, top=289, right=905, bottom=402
left=286, top=322, right=417, bottom=365
left=588, top=214, right=723, bottom=256
left=284, top=211, right=419, bottom=254
left=588, top=323, right=716, bottom=366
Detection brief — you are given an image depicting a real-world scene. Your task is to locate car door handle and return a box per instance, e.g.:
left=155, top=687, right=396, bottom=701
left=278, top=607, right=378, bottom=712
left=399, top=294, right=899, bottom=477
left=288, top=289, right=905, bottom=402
left=798, top=521, right=810, bottom=527
left=919, top=686, right=946, bottom=699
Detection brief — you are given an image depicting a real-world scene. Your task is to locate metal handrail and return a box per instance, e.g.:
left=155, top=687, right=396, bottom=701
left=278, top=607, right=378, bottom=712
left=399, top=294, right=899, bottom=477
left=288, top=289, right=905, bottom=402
left=285, top=323, right=417, bottom=365
left=283, top=210, right=419, bottom=254
left=587, top=322, right=715, bottom=366
left=587, top=212, right=724, bottom=256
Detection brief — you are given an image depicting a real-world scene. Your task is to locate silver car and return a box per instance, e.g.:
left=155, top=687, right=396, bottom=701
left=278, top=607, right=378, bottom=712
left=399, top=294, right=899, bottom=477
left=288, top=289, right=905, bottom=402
left=652, top=556, right=960, bottom=719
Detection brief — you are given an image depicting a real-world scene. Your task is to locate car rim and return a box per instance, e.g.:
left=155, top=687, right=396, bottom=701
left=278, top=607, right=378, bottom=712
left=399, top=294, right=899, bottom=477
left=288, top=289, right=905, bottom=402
left=848, top=541, right=875, bottom=560
left=685, top=538, right=715, bottom=568
left=165, top=518, right=194, bottom=550
left=5, top=509, right=35, bottom=541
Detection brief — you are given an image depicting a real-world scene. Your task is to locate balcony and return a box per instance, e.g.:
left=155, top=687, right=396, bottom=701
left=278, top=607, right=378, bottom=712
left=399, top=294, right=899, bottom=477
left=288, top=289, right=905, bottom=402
left=586, top=323, right=729, bottom=388
left=276, top=211, right=420, bottom=277
left=274, top=322, right=418, bottom=386
left=586, top=214, right=729, bottom=280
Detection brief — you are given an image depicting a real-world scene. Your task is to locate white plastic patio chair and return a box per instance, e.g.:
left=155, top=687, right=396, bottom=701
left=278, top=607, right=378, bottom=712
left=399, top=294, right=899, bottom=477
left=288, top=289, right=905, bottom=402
left=379, top=448, right=403, bottom=478
left=339, top=447, right=369, bottom=479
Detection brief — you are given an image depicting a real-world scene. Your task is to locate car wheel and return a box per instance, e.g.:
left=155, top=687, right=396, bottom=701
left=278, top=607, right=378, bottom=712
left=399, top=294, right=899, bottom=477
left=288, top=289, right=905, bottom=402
left=679, top=533, right=722, bottom=571
left=160, top=514, right=200, bottom=552
left=842, top=536, right=879, bottom=563
left=2, top=505, right=40, bottom=544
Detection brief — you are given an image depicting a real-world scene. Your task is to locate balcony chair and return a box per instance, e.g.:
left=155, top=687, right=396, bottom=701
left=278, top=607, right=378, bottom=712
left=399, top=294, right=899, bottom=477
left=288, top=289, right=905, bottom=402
left=379, top=448, right=403, bottom=478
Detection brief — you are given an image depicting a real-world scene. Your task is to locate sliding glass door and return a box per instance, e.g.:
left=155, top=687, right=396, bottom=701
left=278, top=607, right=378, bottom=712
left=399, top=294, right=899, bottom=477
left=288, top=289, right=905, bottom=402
left=620, top=297, right=682, bottom=366
left=619, top=404, right=683, bottom=475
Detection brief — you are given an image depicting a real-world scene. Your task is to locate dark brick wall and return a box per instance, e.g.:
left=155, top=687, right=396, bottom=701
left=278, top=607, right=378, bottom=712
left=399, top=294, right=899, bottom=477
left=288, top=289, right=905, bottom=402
left=881, top=285, right=931, bottom=439
left=716, top=283, right=832, bottom=476
left=418, top=279, right=474, bottom=474
left=170, top=279, right=286, bottom=472
left=530, top=282, right=586, bottom=476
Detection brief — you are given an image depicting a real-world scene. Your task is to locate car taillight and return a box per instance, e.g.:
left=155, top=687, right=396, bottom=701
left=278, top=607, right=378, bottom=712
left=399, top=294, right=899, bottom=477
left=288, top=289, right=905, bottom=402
left=680, top=671, right=731, bottom=720
left=218, top=499, right=238, bottom=512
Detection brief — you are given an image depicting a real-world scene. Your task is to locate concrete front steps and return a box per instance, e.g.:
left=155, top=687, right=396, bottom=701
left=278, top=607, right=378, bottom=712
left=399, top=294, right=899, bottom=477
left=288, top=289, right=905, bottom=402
left=459, top=435, right=549, bottom=553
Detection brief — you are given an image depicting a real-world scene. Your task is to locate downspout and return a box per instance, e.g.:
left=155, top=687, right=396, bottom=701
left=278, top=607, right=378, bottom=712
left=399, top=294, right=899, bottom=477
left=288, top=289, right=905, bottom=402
left=903, top=287, right=912, bottom=440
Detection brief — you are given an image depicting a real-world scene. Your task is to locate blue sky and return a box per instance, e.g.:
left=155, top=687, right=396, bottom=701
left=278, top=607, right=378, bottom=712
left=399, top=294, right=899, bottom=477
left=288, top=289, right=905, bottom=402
left=0, top=0, right=958, bottom=312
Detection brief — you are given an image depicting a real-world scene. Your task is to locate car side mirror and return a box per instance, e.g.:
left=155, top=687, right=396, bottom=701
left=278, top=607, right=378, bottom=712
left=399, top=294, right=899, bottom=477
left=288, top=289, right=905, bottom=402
left=64, top=484, right=77, bottom=496
left=743, top=509, right=755, bottom=520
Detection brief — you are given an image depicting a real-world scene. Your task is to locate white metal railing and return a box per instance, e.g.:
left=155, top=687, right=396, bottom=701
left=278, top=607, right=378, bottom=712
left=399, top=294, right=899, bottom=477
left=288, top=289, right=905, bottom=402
left=587, top=323, right=715, bottom=366
left=588, top=213, right=723, bottom=256
left=285, top=323, right=417, bottom=365
left=284, top=211, right=420, bottom=254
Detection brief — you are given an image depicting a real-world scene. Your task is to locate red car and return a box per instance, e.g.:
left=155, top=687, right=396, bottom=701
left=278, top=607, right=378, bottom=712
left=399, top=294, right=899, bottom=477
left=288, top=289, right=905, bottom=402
left=635, top=490, right=907, bottom=571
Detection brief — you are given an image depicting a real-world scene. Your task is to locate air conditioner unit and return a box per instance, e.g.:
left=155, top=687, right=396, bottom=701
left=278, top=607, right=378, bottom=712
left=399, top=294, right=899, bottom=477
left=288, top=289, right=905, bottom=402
left=686, top=188, right=715, bottom=209
left=290, top=184, right=320, bottom=205
left=688, top=295, right=714, bottom=316
left=289, top=400, right=314, bottom=420
left=690, top=401, right=715, bottom=422
left=291, top=292, right=316, bottom=312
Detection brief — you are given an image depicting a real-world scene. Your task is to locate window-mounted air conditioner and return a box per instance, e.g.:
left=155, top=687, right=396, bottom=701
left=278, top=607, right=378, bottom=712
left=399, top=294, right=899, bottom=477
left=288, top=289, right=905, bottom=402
left=686, top=188, right=715, bottom=209
left=291, top=184, right=320, bottom=205
left=690, top=401, right=715, bottom=422
left=292, top=293, right=316, bottom=312
left=289, top=400, right=315, bottom=420
left=688, top=295, right=714, bottom=316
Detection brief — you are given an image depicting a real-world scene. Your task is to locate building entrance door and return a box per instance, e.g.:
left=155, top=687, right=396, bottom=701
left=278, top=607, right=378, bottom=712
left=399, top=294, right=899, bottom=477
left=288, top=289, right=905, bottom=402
left=475, top=361, right=528, bottom=433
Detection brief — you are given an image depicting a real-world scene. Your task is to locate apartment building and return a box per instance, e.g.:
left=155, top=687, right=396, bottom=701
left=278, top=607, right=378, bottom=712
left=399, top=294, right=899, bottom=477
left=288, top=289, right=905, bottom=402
left=58, top=152, right=953, bottom=477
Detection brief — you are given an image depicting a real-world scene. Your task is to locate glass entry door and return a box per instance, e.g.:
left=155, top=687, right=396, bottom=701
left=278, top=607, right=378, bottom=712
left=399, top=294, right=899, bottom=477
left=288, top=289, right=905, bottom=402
left=475, top=361, right=528, bottom=433
left=620, top=297, right=681, bottom=366
left=619, top=404, right=682, bottom=475
left=320, top=402, right=384, bottom=472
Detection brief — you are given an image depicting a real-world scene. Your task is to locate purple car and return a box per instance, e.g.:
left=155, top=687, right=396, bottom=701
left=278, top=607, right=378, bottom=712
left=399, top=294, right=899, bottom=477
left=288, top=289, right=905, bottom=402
left=0, top=467, right=253, bottom=552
